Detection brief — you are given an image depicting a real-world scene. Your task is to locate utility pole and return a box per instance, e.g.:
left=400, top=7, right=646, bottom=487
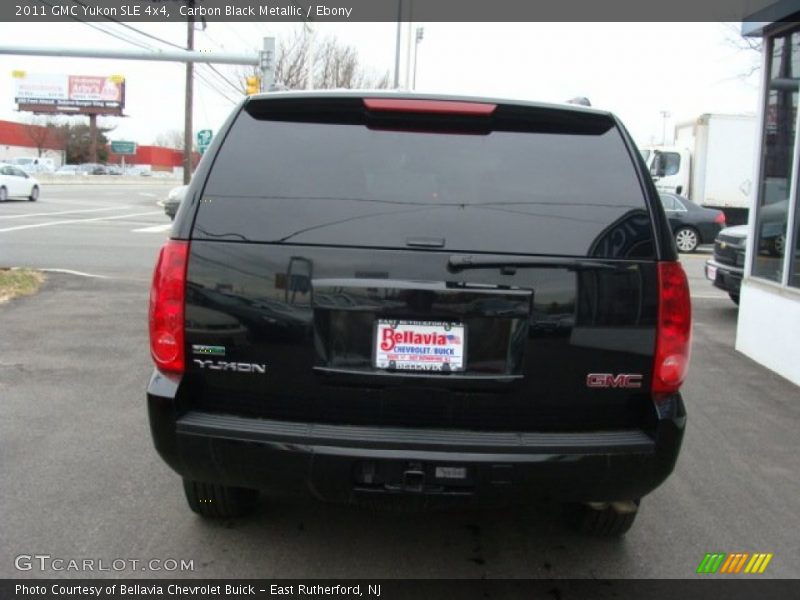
left=259, top=37, right=275, bottom=92
left=404, top=17, right=413, bottom=88
left=88, top=114, right=97, bottom=163
left=412, top=27, right=424, bottom=90
left=183, top=4, right=195, bottom=185
left=660, top=110, right=670, bottom=145
left=393, top=0, right=403, bottom=88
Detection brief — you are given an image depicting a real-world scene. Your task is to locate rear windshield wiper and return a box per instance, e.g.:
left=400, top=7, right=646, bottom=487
left=448, top=255, right=621, bottom=273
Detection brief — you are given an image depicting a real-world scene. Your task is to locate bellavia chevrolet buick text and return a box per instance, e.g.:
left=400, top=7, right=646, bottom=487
left=147, top=92, right=691, bottom=536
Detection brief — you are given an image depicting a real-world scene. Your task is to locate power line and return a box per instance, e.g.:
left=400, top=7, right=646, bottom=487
left=200, top=27, right=226, bottom=51
left=69, top=0, right=186, bottom=51
left=113, top=22, right=186, bottom=51
left=205, top=64, right=242, bottom=95
left=83, top=23, right=155, bottom=51
left=197, top=69, right=238, bottom=103
left=196, top=73, right=237, bottom=104
left=66, top=0, right=243, bottom=105
left=195, top=70, right=238, bottom=104
left=200, top=25, right=259, bottom=96
left=35, top=0, right=154, bottom=51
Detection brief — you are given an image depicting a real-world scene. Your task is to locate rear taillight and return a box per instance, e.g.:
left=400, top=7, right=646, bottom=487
left=714, top=212, right=726, bottom=225
left=149, top=240, right=189, bottom=374
left=652, top=261, right=692, bottom=396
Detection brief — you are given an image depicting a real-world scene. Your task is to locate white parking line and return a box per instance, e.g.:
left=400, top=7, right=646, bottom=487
left=0, top=205, right=131, bottom=220
left=40, top=268, right=109, bottom=279
left=133, top=223, right=172, bottom=233
left=139, top=192, right=158, bottom=198
left=0, top=211, right=162, bottom=233
left=691, top=294, right=729, bottom=299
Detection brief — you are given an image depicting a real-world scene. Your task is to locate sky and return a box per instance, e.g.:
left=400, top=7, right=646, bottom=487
left=0, top=21, right=763, bottom=148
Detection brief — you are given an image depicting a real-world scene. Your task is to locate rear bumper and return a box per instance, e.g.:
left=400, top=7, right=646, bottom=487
left=147, top=372, right=686, bottom=504
left=699, top=222, right=723, bottom=245
left=705, top=259, right=743, bottom=295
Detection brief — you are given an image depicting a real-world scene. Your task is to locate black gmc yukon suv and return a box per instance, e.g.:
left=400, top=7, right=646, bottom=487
left=148, top=92, right=690, bottom=536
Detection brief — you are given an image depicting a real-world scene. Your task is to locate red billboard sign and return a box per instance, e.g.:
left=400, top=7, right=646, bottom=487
left=13, top=72, right=125, bottom=115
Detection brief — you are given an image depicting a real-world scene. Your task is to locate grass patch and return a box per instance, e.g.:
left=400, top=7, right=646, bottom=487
left=0, top=268, right=45, bottom=304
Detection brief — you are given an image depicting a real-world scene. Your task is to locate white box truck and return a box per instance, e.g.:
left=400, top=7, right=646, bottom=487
left=642, top=114, right=757, bottom=225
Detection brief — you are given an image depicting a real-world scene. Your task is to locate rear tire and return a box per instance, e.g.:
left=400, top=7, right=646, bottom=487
left=768, top=233, right=785, bottom=257
left=729, top=293, right=740, bottom=305
left=182, top=479, right=259, bottom=518
left=29, top=185, right=39, bottom=202
left=563, top=500, right=639, bottom=536
left=0, top=186, right=7, bottom=202
left=675, top=227, right=699, bottom=253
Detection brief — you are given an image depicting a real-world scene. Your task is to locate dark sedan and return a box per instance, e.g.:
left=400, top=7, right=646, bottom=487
left=659, top=193, right=726, bottom=253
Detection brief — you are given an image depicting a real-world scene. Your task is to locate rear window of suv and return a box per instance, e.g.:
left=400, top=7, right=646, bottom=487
left=193, top=98, right=654, bottom=259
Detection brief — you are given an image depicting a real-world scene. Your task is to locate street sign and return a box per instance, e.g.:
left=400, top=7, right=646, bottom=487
left=110, top=140, right=136, bottom=155
left=196, top=129, right=213, bottom=148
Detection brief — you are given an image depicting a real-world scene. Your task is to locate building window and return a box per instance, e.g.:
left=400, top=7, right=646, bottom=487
left=752, top=29, right=799, bottom=282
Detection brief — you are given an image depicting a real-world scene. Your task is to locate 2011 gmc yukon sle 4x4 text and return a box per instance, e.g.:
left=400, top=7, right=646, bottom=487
left=147, top=93, right=690, bottom=536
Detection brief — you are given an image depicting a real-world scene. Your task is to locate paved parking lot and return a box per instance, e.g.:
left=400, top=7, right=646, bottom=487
left=1, top=184, right=798, bottom=579
left=0, top=183, right=175, bottom=279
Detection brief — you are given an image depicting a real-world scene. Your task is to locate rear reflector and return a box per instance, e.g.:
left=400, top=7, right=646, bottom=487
left=652, top=262, right=692, bottom=396
left=149, top=240, right=189, bottom=374
left=363, top=98, right=497, bottom=116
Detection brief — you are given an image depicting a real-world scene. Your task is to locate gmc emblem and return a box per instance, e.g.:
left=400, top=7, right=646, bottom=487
left=586, top=373, right=643, bottom=389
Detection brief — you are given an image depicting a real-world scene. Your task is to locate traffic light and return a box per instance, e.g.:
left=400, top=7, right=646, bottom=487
left=245, top=76, right=260, bottom=95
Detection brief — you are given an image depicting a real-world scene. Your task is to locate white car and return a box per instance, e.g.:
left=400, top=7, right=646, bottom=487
left=8, top=156, right=55, bottom=174
left=54, top=165, right=79, bottom=176
left=0, top=163, right=41, bottom=201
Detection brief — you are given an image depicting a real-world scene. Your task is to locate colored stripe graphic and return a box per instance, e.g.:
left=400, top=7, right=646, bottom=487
left=734, top=553, right=750, bottom=574
left=697, top=553, right=726, bottom=574
left=720, top=553, right=749, bottom=573
left=744, top=553, right=773, bottom=574
left=699, top=552, right=773, bottom=574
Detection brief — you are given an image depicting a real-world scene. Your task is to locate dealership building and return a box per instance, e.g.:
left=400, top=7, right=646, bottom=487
left=737, top=12, right=800, bottom=386
left=0, top=119, right=64, bottom=166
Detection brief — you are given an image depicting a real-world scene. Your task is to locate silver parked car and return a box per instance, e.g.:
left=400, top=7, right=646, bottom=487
left=163, top=185, right=188, bottom=220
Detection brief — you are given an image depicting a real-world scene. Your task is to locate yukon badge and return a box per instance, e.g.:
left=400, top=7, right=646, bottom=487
left=586, top=373, right=642, bottom=389
left=194, top=360, right=266, bottom=374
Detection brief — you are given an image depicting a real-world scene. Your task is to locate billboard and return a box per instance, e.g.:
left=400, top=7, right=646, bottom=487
left=13, top=72, right=125, bottom=115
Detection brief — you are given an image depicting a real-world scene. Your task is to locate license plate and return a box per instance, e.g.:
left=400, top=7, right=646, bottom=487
left=706, top=264, right=717, bottom=281
left=374, top=319, right=465, bottom=372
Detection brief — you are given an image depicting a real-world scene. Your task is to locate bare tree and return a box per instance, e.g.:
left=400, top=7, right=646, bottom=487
left=236, top=29, right=389, bottom=92
left=24, top=116, right=61, bottom=158
left=154, top=129, right=186, bottom=149
left=721, top=23, right=763, bottom=80
left=314, top=36, right=390, bottom=89
left=274, top=29, right=312, bottom=90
